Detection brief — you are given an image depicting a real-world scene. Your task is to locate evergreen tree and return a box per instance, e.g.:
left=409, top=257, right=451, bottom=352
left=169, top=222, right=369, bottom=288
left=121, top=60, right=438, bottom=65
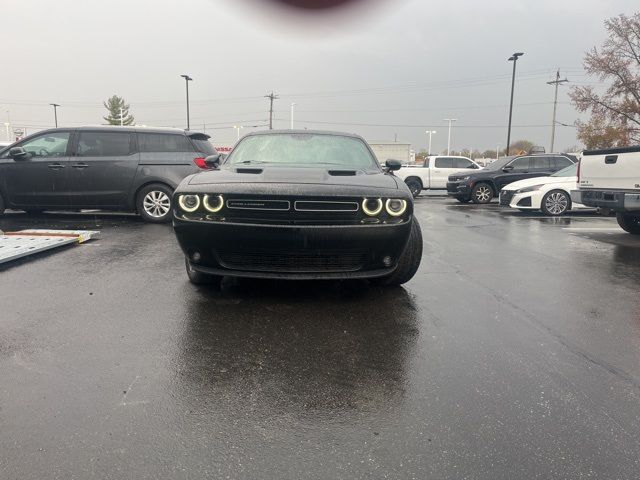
left=103, top=95, right=135, bottom=125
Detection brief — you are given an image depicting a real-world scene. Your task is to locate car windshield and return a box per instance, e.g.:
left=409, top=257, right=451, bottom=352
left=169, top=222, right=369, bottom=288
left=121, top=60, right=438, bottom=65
left=551, top=163, right=578, bottom=177
left=482, top=156, right=515, bottom=171
left=225, top=133, right=378, bottom=169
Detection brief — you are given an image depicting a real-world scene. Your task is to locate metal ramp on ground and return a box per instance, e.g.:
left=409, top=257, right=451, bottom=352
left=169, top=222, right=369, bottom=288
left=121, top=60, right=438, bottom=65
left=0, top=230, right=99, bottom=265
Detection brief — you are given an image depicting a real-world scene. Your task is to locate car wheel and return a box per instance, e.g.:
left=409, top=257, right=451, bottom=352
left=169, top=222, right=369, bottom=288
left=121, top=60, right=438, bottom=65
left=137, top=183, right=173, bottom=223
left=541, top=190, right=571, bottom=216
left=185, top=258, right=223, bottom=286
left=371, top=217, right=423, bottom=286
left=404, top=178, right=422, bottom=198
left=471, top=183, right=493, bottom=204
left=616, top=213, right=640, bottom=234
left=455, top=196, right=471, bottom=203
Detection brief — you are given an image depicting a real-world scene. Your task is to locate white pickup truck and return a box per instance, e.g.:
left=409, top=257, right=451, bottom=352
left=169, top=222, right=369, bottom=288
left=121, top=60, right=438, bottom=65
left=395, top=155, right=482, bottom=198
left=571, top=146, right=640, bottom=234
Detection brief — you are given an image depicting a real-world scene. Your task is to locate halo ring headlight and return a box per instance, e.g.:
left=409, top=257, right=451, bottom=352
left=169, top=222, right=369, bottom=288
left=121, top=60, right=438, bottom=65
left=362, top=198, right=383, bottom=216
left=178, top=194, right=200, bottom=213
left=385, top=198, right=408, bottom=217
left=203, top=194, right=224, bottom=213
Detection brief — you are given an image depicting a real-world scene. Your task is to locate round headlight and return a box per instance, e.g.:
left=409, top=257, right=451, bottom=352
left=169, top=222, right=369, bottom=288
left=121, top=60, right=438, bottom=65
left=362, top=198, right=383, bottom=216
left=203, top=194, right=224, bottom=213
left=178, top=194, right=200, bottom=212
left=385, top=198, right=407, bottom=216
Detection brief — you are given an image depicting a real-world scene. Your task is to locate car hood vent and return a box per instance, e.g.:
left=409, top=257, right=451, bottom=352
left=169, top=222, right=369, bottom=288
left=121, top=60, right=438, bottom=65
left=328, top=170, right=358, bottom=176
left=235, top=168, right=264, bottom=174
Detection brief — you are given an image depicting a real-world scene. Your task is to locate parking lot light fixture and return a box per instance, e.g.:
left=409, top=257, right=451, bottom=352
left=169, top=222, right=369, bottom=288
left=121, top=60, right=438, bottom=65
left=233, top=125, right=244, bottom=140
left=49, top=103, right=60, bottom=127
left=443, top=119, right=457, bottom=155
left=425, top=130, right=436, bottom=155
left=506, top=52, right=524, bottom=155
left=180, top=74, right=193, bottom=130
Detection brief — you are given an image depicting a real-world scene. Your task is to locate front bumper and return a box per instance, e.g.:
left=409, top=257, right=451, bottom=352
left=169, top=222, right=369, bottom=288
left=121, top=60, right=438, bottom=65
left=446, top=181, right=471, bottom=197
left=571, top=190, right=640, bottom=212
left=500, top=189, right=538, bottom=209
left=173, top=216, right=412, bottom=279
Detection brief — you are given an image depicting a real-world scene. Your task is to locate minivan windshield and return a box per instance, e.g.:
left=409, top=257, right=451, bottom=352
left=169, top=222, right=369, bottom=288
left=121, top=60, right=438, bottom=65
left=225, top=133, right=378, bottom=169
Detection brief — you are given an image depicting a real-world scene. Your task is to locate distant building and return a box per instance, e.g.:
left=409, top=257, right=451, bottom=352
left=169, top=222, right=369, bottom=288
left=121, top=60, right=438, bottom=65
left=368, top=142, right=413, bottom=165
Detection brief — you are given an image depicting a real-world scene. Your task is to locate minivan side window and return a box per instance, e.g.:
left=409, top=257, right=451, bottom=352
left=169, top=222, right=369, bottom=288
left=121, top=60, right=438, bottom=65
left=509, top=157, right=530, bottom=171
left=434, top=157, right=454, bottom=168
left=77, top=132, right=133, bottom=157
left=138, top=133, right=194, bottom=153
left=18, top=131, right=70, bottom=158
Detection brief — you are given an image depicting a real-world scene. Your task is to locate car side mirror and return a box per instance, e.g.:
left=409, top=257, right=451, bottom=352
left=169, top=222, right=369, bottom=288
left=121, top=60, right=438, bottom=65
left=502, top=164, right=514, bottom=172
left=9, top=146, right=29, bottom=160
left=385, top=159, right=402, bottom=172
left=204, top=153, right=222, bottom=168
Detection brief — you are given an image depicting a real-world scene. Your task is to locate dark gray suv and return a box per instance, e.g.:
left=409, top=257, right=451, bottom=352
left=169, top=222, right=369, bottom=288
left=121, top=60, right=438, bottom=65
left=0, top=126, right=217, bottom=222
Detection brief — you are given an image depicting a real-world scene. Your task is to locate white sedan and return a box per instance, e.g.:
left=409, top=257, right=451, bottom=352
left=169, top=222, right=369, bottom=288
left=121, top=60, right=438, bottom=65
left=499, top=164, right=590, bottom=216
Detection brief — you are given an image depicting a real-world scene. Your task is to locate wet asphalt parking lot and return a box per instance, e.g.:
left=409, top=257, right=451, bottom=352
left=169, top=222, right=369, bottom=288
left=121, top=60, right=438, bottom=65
left=1, top=197, right=640, bottom=479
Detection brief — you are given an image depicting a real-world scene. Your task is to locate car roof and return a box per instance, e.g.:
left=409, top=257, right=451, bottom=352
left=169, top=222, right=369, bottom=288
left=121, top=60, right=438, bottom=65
left=15, top=126, right=209, bottom=140
left=242, top=129, right=366, bottom=141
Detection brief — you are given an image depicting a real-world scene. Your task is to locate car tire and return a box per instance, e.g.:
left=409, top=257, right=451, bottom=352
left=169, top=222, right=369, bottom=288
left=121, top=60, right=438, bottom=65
left=136, top=183, right=173, bottom=223
left=541, top=189, right=571, bottom=216
left=471, top=183, right=493, bottom=204
left=185, top=258, right=223, bottom=286
left=404, top=178, right=422, bottom=198
left=455, top=196, right=471, bottom=203
left=616, top=213, right=640, bottom=234
left=371, top=217, right=423, bottom=286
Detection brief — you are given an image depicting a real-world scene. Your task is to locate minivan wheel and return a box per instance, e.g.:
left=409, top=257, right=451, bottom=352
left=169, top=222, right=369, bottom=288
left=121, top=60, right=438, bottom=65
left=137, top=183, right=173, bottom=223
left=616, top=213, right=640, bottom=234
left=471, top=183, right=493, bottom=204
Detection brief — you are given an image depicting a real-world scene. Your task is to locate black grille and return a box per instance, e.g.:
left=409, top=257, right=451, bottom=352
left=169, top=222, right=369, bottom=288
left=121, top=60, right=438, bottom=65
left=446, top=183, right=459, bottom=193
left=500, top=190, right=515, bottom=206
left=216, top=250, right=368, bottom=273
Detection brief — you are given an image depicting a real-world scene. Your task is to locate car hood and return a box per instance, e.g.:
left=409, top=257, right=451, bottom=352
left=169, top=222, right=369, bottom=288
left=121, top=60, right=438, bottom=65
left=188, top=166, right=399, bottom=190
left=503, top=176, right=578, bottom=191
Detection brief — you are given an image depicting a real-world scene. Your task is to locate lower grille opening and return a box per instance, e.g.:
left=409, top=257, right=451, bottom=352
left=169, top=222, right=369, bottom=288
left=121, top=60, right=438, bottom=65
left=516, top=197, right=532, bottom=207
left=216, top=250, right=368, bottom=273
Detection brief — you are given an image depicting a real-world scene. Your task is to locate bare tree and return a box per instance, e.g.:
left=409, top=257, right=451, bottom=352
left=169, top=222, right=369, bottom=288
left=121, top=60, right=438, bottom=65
left=570, top=13, right=640, bottom=148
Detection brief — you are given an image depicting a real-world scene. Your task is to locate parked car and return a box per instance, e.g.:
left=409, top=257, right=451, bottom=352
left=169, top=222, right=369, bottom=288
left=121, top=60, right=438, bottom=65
left=571, top=145, right=640, bottom=234
left=499, top=163, right=590, bottom=215
left=0, top=126, right=216, bottom=222
left=447, top=153, right=576, bottom=204
left=173, top=130, right=422, bottom=286
left=395, top=155, right=482, bottom=197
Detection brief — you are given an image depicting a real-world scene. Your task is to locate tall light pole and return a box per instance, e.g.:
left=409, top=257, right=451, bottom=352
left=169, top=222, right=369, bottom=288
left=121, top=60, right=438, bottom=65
left=506, top=52, right=524, bottom=155
left=443, top=119, right=457, bottom=155
left=180, top=74, right=193, bottom=130
left=425, top=130, right=436, bottom=155
left=49, top=103, right=60, bottom=127
left=547, top=69, right=568, bottom=153
left=290, top=103, right=296, bottom=129
left=496, top=144, right=500, bottom=160
left=233, top=125, right=244, bottom=140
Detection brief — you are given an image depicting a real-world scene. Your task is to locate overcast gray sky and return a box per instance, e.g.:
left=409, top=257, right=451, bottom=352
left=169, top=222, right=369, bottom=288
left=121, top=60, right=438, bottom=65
left=1, top=0, right=638, bottom=153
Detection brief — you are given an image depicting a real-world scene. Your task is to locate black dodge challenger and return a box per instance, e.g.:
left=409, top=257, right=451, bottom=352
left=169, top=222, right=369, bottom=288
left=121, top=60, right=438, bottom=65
left=172, top=130, right=422, bottom=286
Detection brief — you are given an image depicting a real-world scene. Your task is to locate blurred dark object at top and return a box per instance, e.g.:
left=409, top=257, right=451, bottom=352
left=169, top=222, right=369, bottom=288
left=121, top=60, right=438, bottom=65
left=265, top=0, right=364, bottom=9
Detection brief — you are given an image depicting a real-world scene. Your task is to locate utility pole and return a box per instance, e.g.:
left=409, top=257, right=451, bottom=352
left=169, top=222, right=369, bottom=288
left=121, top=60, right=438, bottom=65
left=119, top=107, right=123, bottom=126
left=181, top=74, right=193, bottom=130
left=49, top=103, right=60, bottom=127
left=506, top=52, right=524, bottom=155
left=444, top=119, right=457, bottom=155
left=547, top=69, right=568, bottom=153
left=496, top=144, right=500, bottom=160
left=290, top=103, right=296, bottom=129
left=265, top=92, right=278, bottom=130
